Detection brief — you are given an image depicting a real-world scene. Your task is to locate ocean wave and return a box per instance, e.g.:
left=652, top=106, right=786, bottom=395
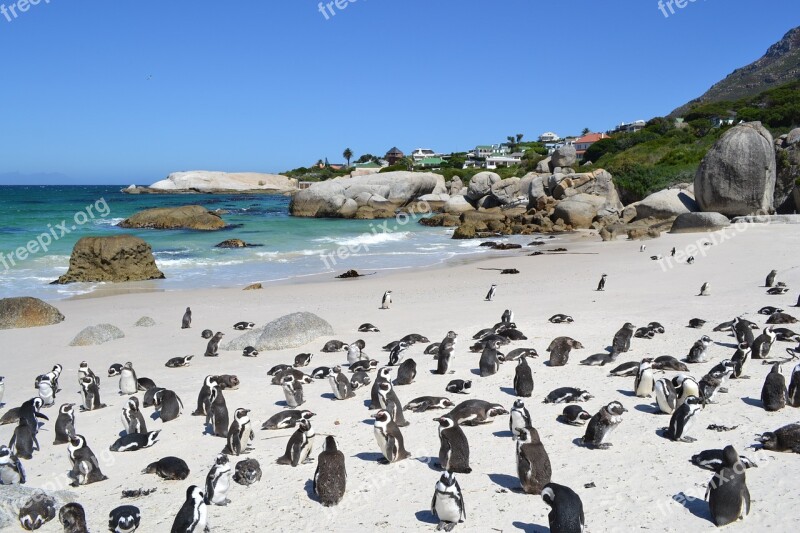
left=92, top=217, right=125, bottom=226
left=314, top=231, right=412, bottom=248
left=157, top=258, right=246, bottom=268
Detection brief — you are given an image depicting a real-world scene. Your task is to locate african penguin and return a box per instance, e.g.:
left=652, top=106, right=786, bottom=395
left=445, top=380, right=472, bottom=395
left=276, top=419, right=315, bottom=467
left=755, top=423, right=800, bottom=453
left=381, top=290, right=392, bottom=309
left=761, top=363, right=787, bottom=411
left=121, top=397, right=148, bottom=435
left=431, top=472, right=466, bottom=531
left=788, top=363, right=800, bottom=407
left=686, top=336, right=712, bottom=363
left=233, top=458, right=262, bottom=486
left=181, top=307, right=192, bottom=329
left=485, top=284, right=497, bottom=302
left=9, top=418, right=39, bottom=459
left=154, top=389, right=183, bottom=423
left=108, top=505, right=140, bottom=533
left=109, top=430, right=160, bottom=452
left=581, top=401, right=626, bottom=449
left=143, top=456, right=190, bottom=480
left=509, top=399, right=532, bottom=438
left=18, top=492, right=56, bottom=530
left=706, top=446, right=750, bottom=526
left=654, top=378, right=678, bottom=415
left=515, top=426, right=552, bottom=495
left=282, top=374, right=304, bottom=408
left=596, top=274, right=607, bottom=291
left=171, top=486, right=208, bottom=532
left=634, top=359, right=655, bottom=398
left=328, top=366, right=355, bottom=400
left=404, top=397, right=454, bottom=413
left=204, top=332, right=224, bottom=357
left=67, top=435, right=107, bottom=486
left=233, top=321, right=255, bottom=330
left=542, top=483, right=585, bottom=533
left=373, top=410, right=410, bottom=463
left=377, top=381, right=409, bottom=427
left=546, top=337, right=584, bottom=367
left=436, top=416, right=471, bottom=474
left=667, top=395, right=702, bottom=442
left=557, top=405, right=592, bottom=426
left=0, top=444, right=26, bottom=485
left=314, top=435, right=347, bottom=507
left=207, top=385, right=229, bottom=438
left=165, top=355, right=194, bottom=367
left=513, top=356, right=534, bottom=397
left=58, top=503, right=88, bottom=533
left=204, top=454, right=232, bottom=506
left=225, top=408, right=255, bottom=456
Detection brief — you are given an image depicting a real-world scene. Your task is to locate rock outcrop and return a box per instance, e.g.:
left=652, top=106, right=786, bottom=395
left=627, top=187, right=699, bottom=221
left=670, top=212, right=731, bottom=233
left=69, top=324, right=125, bottom=346
left=55, top=236, right=165, bottom=284
left=694, top=122, right=777, bottom=216
left=118, top=205, right=226, bottom=231
left=490, top=177, right=523, bottom=205
left=134, top=316, right=156, bottom=327
left=222, top=312, right=334, bottom=351
left=466, top=172, right=501, bottom=202
left=550, top=145, right=577, bottom=170
left=775, top=128, right=800, bottom=213
left=0, top=297, right=65, bottom=330
left=215, top=239, right=260, bottom=249
left=126, top=171, right=297, bottom=194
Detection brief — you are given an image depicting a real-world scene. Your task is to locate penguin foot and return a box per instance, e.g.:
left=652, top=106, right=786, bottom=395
left=378, top=458, right=390, bottom=465
left=681, top=437, right=697, bottom=443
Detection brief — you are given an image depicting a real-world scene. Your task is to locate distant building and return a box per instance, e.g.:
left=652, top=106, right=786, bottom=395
left=538, top=132, right=560, bottom=143
left=410, top=148, right=443, bottom=162
left=711, top=115, right=737, bottom=128
left=353, top=161, right=383, bottom=170
left=385, top=147, right=405, bottom=165
left=612, top=120, right=646, bottom=134
left=485, top=152, right=523, bottom=170
left=574, top=132, right=610, bottom=158
left=416, top=157, right=446, bottom=168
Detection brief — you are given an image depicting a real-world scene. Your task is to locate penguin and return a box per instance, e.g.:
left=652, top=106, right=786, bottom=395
left=261, top=409, right=315, bottom=430
left=144, top=456, right=190, bottom=480
left=671, top=247, right=676, bottom=256
left=207, top=386, right=229, bottom=438
left=15, top=397, right=47, bottom=435
left=761, top=363, right=787, bottom=411
left=233, top=321, right=255, bottom=330
left=755, top=423, right=800, bottom=452
left=513, top=356, right=534, bottom=397
left=108, top=505, right=140, bottom=533
left=344, top=344, right=361, bottom=365
left=691, top=449, right=758, bottom=472
left=388, top=341, right=409, bottom=366
left=77, top=361, right=99, bottom=388
left=329, top=366, right=355, bottom=400
left=501, top=309, right=514, bottom=323
left=751, top=327, right=777, bottom=359
left=395, top=359, right=417, bottom=385
left=478, top=340, right=504, bottom=377
left=788, top=362, right=800, bottom=407
left=381, top=290, right=392, bottom=309
left=322, top=340, right=347, bottom=352
left=667, top=395, right=702, bottom=442
left=350, top=370, right=372, bottom=389
left=404, top=397, right=455, bottom=413
left=193, top=376, right=218, bottom=416
left=648, top=321, right=665, bottom=334
left=596, top=274, right=607, bottom=291
left=651, top=356, right=689, bottom=372
left=276, top=419, right=315, bottom=467
left=634, top=359, right=654, bottom=397
left=515, top=426, right=552, bottom=495
left=0, top=444, right=25, bottom=485
left=154, top=389, right=183, bottom=423
left=121, top=397, right=148, bottom=435
left=546, top=337, right=584, bottom=366
left=673, top=375, right=701, bottom=408
left=225, top=408, right=255, bottom=456
left=117, top=362, right=138, bottom=396
left=205, top=332, right=224, bottom=357
left=689, top=318, right=706, bottom=329
left=36, top=375, right=55, bottom=407
left=436, top=332, right=458, bottom=375
left=110, top=430, right=160, bottom=452
left=181, top=307, right=192, bottom=329
left=580, top=353, right=617, bottom=366
left=581, top=401, right=627, bottom=449
left=370, top=367, right=392, bottom=409
left=377, top=381, right=409, bottom=427
left=509, top=399, right=532, bottom=437
left=349, top=359, right=378, bottom=373
left=733, top=318, right=755, bottom=348
left=611, top=323, right=635, bottom=355
left=204, top=454, right=232, bottom=506
left=699, top=368, right=732, bottom=404
left=431, top=471, right=466, bottom=532
left=541, top=483, right=585, bottom=533
left=436, top=416, right=471, bottom=474
left=549, top=314, right=574, bottom=324
left=445, top=380, right=472, bottom=395
left=706, top=445, right=750, bottom=526
left=314, top=435, right=346, bottom=507
left=634, top=327, right=656, bottom=339
left=557, top=405, right=592, bottom=426
left=766, top=269, right=778, bottom=287
left=144, top=387, right=166, bottom=409
left=171, top=485, right=208, bottom=533
left=654, top=378, right=678, bottom=415
left=485, top=284, right=497, bottom=301
left=372, top=409, right=410, bottom=463
left=445, top=400, right=507, bottom=426
left=759, top=306, right=783, bottom=316
left=359, top=323, right=380, bottom=332
left=282, top=374, right=304, bottom=408
left=544, top=388, right=593, bottom=404
left=18, top=492, right=56, bottom=530
left=201, top=329, right=213, bottom=339
left=294, top=353, right=313, bottom=368
left=687, top=256, right=695, bottom=264
left=58, top=503, right=88, bottom=533
left=67, top=435, right=107, bottom=486
left=165, top=355, right=194, bottom=368
left=217, top=374, right=240, bottom=390
left=699, top=282, right=710, bottom=296
left=137, top=377, right=157, bottom=391
left=686, top=335, right=712, bottom=363
left=233, top=458, right=262, bottom=486
left=311, top=366, right=332, bottom=379
left=9, top=417, right=39, bottom=459
left=79, top=376, right=105, bottom=412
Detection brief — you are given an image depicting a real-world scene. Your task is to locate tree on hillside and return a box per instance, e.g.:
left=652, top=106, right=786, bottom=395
left=356, top=154, right=378, bottom=164
left=516, top=133, right=524, bottom=144
left=582, top=127, right=590, bottom=136
left=506, top=135, right=516, bottom=151
left=315, top=159, right=324, bottom=168
left=343, top=148, right=353, bottom=167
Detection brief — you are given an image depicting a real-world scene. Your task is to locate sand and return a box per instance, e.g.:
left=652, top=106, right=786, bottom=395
left=1, top=224, right=799, bottom=532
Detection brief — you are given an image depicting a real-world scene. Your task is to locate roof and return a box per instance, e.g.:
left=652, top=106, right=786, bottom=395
left=354, top=161, right=381, bottom=168
left=417, top=157, right=445, bottom=166
left=475, top=145, right=493, bottom=150
left=574, top=133, right=609, bottom=144
left=386, top=147, right=404, bottom=155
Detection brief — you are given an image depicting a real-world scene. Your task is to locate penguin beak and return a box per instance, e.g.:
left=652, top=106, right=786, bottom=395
left=432, top=417, right=441, bottom=422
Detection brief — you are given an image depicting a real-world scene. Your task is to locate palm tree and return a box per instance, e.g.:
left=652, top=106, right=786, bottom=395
left=581, top=127, right=590, bottom=136
left=516, top=133, right=524, bottom=144
left=343, top=148, right=353, bottom=167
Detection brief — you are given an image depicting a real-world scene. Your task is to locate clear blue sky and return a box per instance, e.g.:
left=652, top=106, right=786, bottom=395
left=0, top=0, right=797, bottom=184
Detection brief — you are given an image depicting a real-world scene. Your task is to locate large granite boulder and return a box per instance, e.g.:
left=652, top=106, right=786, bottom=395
left=0, top=297, right=64, bottom=330
left=775, top=128, right=800, bottom=213
left=144, top=171, right=297, bottom=193
left=55, top=236, right=165, bottom=284
left=0, top=486, right=77, bottom=530
left=694, top=122, right=776, bottom=216
left=70, top=323, right=125, bottom=346
left=629, top=187, right=699, bottom=220
left=118, top=205, right=226, bottom=230
left=222, top=312, right=334, bottom=351
left=466, top=172, right=501, bottom=201
left=536, top=157, right=551, bottom=174
left=448, top=177, right=464, bottom=195
left=289, top=172, right=446, bottom=218
left=550, top=145, right=577, bottom=169
left=444, top=195, right=475, bottom=214
left=670, top=212, right=731, bottom=233
left=551, top=194, right=608, bottom=229
left=490, top=177, right=522, bottom=205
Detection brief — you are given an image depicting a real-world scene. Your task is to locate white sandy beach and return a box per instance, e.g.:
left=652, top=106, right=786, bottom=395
left=1, top=224, right=799, bottom=532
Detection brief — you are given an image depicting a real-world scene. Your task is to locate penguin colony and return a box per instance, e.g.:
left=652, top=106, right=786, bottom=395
left=1, top=262, right=799, bottom=532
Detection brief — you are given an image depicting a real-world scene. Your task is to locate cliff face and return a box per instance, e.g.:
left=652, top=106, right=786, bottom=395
left=143, top=171, right=298, bottom=192
left=671, top=26, right=800, bottom=116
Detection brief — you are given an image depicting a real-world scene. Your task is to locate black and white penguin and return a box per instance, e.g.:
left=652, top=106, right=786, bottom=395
left=201, top=329, right=213, bottom=339
left=18, top=492, right=56, bottom=530
left=121, top=397, right=148, bottom=435
left=181, top=307, right=192, bottom=329
left=513, top=356, right=534, bottom=398
left=755, top=423, right=800, bottom=452
left=372, top=409, right=410, bottom=463
left=596, top=274, right=607, bottom=291
left=501, top=309, right=514, bottom=323
left=673, top=375, right=701, bottom=408
left=445, top=400, right=507, bottom=426
left=370, top=367, right=393, bottom=409
left=634, top=359, right=655, bottom=397
left=611, top=323, right=635, bottom=355
left=282, top=374, right=304, bottom=408
left=350, top=359, right=378, bottom=373
left=436, top=332, right=458, bottom=375
left=699, top=367, right=733, bottom=404
left=233, top=321, right=255, bottom=330
left=654, top=378, right=678, bottom=415
left=388, top=341, right=409, bottom=366
left=667, top=395, right=702, bottom=442
left=377, top=381, right=409, bottom=427
left=788, top=362, right=800, bottom=407
left=261, top=409, right=315, bottom=431
left=509, top=399, right=532, bottom=437
left=171, top=486, right=208, bottom=532
left=544, top=388, right=593, bottom=404
left=58, top=503, right=88, bottom=533
left=395, top=359, right=417, bottom=385
left=436, top=416, right=471, bottom=474
left=207, top=385, right=229, bottom=438
left=546, top=337, right=584, bottom=366
left=328, top=366, right=355, bottom=400
left=485, top=284, right=497, bottom=302
left=322, top=339, right=347, bottom=352
left=759, top=306, right=783, bottom=316
left=431, top=472, right=466, bottom=531
left=79, top=376, right=105, bottom=412
left=0, top=444, right=25, bottom=485
left=233, top=458, right=262, bottom=486
left=381, top=290, right=393, bottom=309
left=118, top=362, right=138, bottom=395
left=52, top=403, right=75, bottom=446
left=766, top=269, right=778, bottom=287
left=345, top=344, right=363, bottom=365
left=686, top=335, right=712, bottom=363
left=516, top=426, right=551, bottom=495
left=557, top=405, right=592, bottom=426
left=36, top=375, right=55, bottom=407
left=16, top=397, right=48, bottom=434
left=730, top=342, right=751, bottom=379
left=314, top=435, right=347, bottom=507
left=143, top=456, right=190, bottom=480
left=9, top=418, right=39, bottom=459
left=110, top=430, right=160, bottom=452
left=580, top=353, right=617, bottom=366
left=165, top=355, right=194, bottom=368
left=137, top=377, right=157, bottom=392
left=311, top=366, right=332, bottom=379
left=634, top=327, right=656, bottom=339
left=205, top=454, right=233, bottom=506
left=359, top=323, right=380, bottom=332
left=478, top=340, right=504, bottom=377
left=192, top=376, right=218, bottom=416
left=67, top=435, right=107, bottom=486
left=581, top=401, right=627, bottom=449
left=277, top=419, right=315, bottom=467
left=154, top=389, right=183, bottom=423
left=688, top=318, right=706, bottom=329
left=651, top=356, right=689, bottom=372
left=542, top=483, right=585, bottom=533
left=108, top=505, right=140, bottom=533
left=699, top=282, right=710, bottom=296
left=706, top=445, right=750, bottom=526
left=761, top=363, right=787, bottom=411
left=205, top=332, right=224, bottom=357
left=733, top=317, right=755, bottom=348
left=77, top=361, right=99, bottom=388
left=445, top=380, right=472, bottom=395
left=242, top=347, right=259, bottom=358
left=404, top=397, right=454, bottom=413
left=294, top=353, right=313, bottom=368
left=692, top=449, right=757, bottom=472
left=226, top=408, right=255, bottom=456
left=350, top=370, right=371, bottom=390
left=549, top=314, right=574, bottom=324
left=267, top=364, right=292, bottom=377
left=144, top=387, right=166, bottom=409
left=751, top=327, right=777, bottom=359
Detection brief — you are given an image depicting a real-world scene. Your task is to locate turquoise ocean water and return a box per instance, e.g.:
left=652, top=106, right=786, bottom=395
left=0, top=186, right=536, bottom=300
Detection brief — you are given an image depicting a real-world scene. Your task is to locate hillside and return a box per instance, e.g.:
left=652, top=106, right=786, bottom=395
left=671, top=26, right=800, bottom=117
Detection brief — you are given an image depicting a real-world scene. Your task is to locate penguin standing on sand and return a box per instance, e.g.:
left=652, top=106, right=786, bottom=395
left=282, top=375, right=304, bottom=408
left=370, top=367, right=392, bottom=409
left=611, top=323, right=635, bottom=355
left=581, top=402, right=626, bottom=449
left=53, top=403, right=76, bottom=445
left=686, top=336, right=712, bottom=363
left=634, top=359, right=654, bottom=397
left=373, top=410, right=410, bottom=464
left=788, top=363, right=800, bottom=407
left=431, top=472, right=466, bottom=532
left=207, top=386, right=229, bottom=438
left=752, top=327, right=777, bottom=359
left=329, top=366, right=355, bottom=400
left=478, top=340, right=504, bottom=377
left=436, top=332, right=458, bottom=375
left=377, top=381, right=409, bottom=427
left=654, top=379, right=677, bottom=415
left=706, top=446, right=750, bottom=526
left=761, top=363, right=787, bottom=411
left=67, top=435, right=107, bottom=486
left=381, top=290, right=392, bottom=310
left=515, top=426, right=552, bottom=495
left=485, top=284, right=497, bottom=302
left=314, top=436, right=347, bottom=507
left=514, top=356, right=534, bottom=397
left=119, top=362, right=139, bottom=395
left=436, top=416, right=471, bottom=474
left=79, top=376, right=105, bottom=412
left=205, top=454, right=232, bottom=506
left=37, top=375, right=55, bottom=407
left=171, top=486, right=208, bottom=533
left=121, top=397, right=147, bottom=435
left=596, top=274, right=607, bottom=292
left=193, top=376, right=218, bottom=417
left=182, top=307, right=192, bottom=329
left=509, top=399, right=532, bottom=437
left=667, top=395, right=702, bottom=442
left=699, top=282, right=710, bottom=296
left=205, top=332, right=224, bottom=357
left=542, top=483, right=585, bottom=533
left=731, top=343, right=751, bottom=379
left=766, top=269, right=778, bottom=287
left=226, top=408, right=255, bottom=456
left=277, top=419, right=315, bottom=466
left=501, top=309, right=514, bottom=324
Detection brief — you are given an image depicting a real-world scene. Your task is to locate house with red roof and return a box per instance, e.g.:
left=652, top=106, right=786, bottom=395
left=574, top=132, right=610, bottom=159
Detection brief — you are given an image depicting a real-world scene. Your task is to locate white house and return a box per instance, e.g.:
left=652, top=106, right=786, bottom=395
left=613, top=120, right=646, bottom=134
left=538, top=132, right=560, bottom=143
left=485, top=152, right=523, bottom=169
left=411, top=148, right=442, bottom=162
